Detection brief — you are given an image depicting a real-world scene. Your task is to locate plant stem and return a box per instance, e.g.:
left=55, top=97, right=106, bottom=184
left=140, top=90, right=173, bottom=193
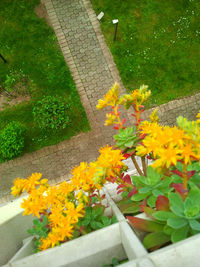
left=182, top=164, right=188, bottom=191
left=141, top=156, right=147, bottom=176
left=131, top=155, right=143, bottom=176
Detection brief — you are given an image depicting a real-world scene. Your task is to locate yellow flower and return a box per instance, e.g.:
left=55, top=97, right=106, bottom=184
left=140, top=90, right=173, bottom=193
left=96, top=82, right=119, bottom=110
left=11, top=178, right=26, bottom=197
left=105, top=113, right=116, bottom=126
left=64, top=202, right=84, bottom=224
left=149, top=109, right=159, bottom=123
left=23, top=173, right=42, bottom=193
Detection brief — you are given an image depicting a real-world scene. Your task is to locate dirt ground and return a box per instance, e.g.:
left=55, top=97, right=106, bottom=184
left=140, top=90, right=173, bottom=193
left=35, top=3, right=52, bottom=27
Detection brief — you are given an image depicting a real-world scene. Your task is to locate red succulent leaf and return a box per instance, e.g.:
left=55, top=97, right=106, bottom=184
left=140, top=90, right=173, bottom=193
left=123, top=174, right=132, bottom=184
left=101, top=194, right=106, bottom=199
left=187, top=170, right=196, bottom=179
left=172, top=183, right=188, bottom=196
left=127, top=216, right=164, bottom=233
left=155, top=196, right=169, bottom=211
left=117, top=184, right=124, bottom=190
left=113, top=125, right=120, bottom=130
left=122, top=118, right=126, bottom=125
left=131, top=113, right=136, bottom=118
left=128, top=187, right=137, bottom=198
left=171, top=169, right=183, bottom=178
left=139, top=199, right=147, bottom=212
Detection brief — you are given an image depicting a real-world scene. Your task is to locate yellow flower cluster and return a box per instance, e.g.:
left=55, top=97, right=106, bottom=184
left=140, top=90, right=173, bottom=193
left=97, top=83, right=151, bottom=128
left=11, top=146, right=125, bottom=251
left=96, top=82, right=119, bottom=109
left=119, top=84, right=151, bottom=111
left=136, top=120, right=200, bottom=169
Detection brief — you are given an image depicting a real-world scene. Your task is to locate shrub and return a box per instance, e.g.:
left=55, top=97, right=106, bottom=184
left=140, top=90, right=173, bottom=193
left=0, top=121, right=27, bottom=160
left=32, top=96, right=71, bottom=130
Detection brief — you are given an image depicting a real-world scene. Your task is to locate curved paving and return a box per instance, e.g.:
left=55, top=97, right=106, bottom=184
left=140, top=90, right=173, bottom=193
left=0, top=0, right=199, bottom=203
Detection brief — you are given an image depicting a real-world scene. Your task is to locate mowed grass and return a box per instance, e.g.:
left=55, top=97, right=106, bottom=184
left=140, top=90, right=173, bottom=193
left=91, top=0, right=200, bottom=107
left=0, top=0, right=90, bottom=153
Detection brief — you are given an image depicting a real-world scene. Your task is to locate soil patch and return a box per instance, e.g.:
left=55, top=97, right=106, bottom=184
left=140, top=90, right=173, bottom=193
left=0, top=94, right=30, bottom=111
left=35, top=3, right=52, bottom=27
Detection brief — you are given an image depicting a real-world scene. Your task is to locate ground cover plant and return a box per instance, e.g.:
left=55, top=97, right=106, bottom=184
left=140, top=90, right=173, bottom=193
left=91, top=0, right=200, bottom=107
left=97, top=82, right=200, bottom=250
left=0, top=0, right=89, bottom=158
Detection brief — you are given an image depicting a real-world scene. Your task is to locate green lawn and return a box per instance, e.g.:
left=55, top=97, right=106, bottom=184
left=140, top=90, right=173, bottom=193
left=0, top=0, right=90, bottom=154
left=91, top=0, right=200, bottom=107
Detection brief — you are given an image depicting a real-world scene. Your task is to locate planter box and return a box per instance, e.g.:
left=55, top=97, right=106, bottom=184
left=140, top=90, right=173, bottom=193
left=104, top=184, right=200, bottom=267
left=8, top=221, right=147, bottom=267
left=1, top=194, right=147, bottom=267
left=0, top=197, right=34, bottom=266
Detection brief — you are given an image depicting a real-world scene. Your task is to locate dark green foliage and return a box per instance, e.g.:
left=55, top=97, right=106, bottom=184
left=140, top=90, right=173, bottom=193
left=33, top=96, right=71, bottom=130
left=78, top=206, right=117, bottom=232
left=27, top=216, right=49, bottom=253
left=0, top=121, right=27, bottom=160
left=91, top=0, right=200, bottom=107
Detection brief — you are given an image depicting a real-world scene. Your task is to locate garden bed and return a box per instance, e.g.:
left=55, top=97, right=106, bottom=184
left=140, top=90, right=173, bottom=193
left=0, top=0, right=89, bottom=158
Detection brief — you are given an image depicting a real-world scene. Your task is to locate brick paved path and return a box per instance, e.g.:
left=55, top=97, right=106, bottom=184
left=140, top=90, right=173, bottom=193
left=0, top=0, right=199, bottom=203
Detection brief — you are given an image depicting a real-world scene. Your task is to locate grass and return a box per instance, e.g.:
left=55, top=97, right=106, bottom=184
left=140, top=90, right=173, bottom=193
left=0, top=0, right=90, bottom=154
left=91, top=0, right=200, bottom=107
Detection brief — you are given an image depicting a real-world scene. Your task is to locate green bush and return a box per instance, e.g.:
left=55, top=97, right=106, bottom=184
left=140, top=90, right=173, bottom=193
left=32, top=96, right=71, bottom=131
left=0, top=121, right=27, bottom=160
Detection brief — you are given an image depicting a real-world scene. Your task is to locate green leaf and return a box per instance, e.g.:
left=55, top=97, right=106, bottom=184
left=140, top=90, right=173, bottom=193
left=187, top=162, right=200, bottom=172
left=131, top=192, right=149, bottom=202
left=163, top=225, right=174, bottom=235
left=102, top=216, right=111, bottom=226
left=91, top=221, right=103, bottom=230
left=112, top=258, right=119, bottom=266
left=147, top=195, right=157, bottom=208
left=167, top=218, right=188, bottom=229
left=188, top=185, right=200, bottom=207
left=143, top=232, right=171, bottom=249
left=171, top=225, right=189, bottom=243
left=119, top=201, right=140, bottom=215
left=169, top=193, right=184, bottom=216
left=139, top=187, right=151, bottom=194
left=189, top=219, right=200, bottom=231
left=92, top=206, right=104, bottom=218
left=152, top=211, right=177, bottom=221
left=146, top=166, right=162, bottom=185
left=111, top=216, right=117, bottom=224
left=127, top=216, right=164, bottom=232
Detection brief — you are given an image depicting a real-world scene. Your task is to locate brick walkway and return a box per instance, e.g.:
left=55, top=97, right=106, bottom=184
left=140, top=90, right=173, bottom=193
left=0, top=0, right=199, bottom=203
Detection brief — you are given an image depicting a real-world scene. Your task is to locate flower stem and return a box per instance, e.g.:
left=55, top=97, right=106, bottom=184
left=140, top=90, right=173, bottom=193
left=141, top=156, right=147, bottom=176
left=131, top=155, right=143, bottom=176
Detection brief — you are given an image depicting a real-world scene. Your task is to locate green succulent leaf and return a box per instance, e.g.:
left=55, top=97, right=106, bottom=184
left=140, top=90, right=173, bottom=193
left=189, top=219, right=200, bottom=231
left=152, top=211, right=177, bottom=221
left=131, top=192, right=149, bottom=202
left=114, top=127, right=137, bottom=150
left=171, top=225, right=189, bottom=243
left=147, top=195, right=157, bottom=208
left=143, top=232, right=171, bottom=249
left=167, top=218, right=188, bottom=229
left=169, top=193, right=184, bottom=217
